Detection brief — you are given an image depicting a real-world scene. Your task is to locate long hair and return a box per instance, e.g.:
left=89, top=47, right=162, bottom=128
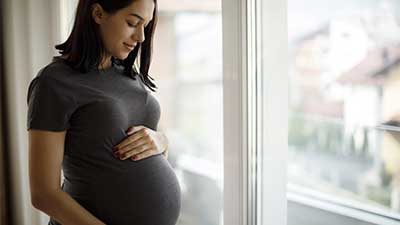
left=55, top=0, right=158, bottom=92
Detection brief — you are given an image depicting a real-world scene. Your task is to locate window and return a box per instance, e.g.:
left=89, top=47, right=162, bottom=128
left=223, top=0, right=287, bottom=224
left=151, top=4, right=223, bottom=225
left=288, top=0, right=400, bottom=223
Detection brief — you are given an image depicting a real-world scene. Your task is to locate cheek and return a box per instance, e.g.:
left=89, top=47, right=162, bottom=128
left=100, top=25, right=119, bottom=50
left=104, top=31, right=125, bottom=54
left=110, top=26, right=132, bottom=47
left=101, top=23, right=134, bottom=58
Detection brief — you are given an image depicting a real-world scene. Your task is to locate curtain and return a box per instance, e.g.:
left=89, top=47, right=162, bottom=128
left=0, top=0, right=12, bottom=223
left=2, top=0, right=60, bottom=224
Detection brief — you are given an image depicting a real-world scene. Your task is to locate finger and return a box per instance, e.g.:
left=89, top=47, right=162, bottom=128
left=117, top=138, right=149, bottom=155
left=126, top=125, right=145, bottom=135
left=114, top=129, right=148, bottom=150
left=131, top=149, right=158, bottom=161
left=126, top=125, right=144, bottom=134
left=120, top=144, right=150, bottom=160
left=114, top=134, right=141, bottom=151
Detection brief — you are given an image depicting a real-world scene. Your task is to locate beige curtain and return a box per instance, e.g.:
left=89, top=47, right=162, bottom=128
left=2, top=0, right=61, bottom=224
left=0, top=117, right=10, bottom=225
left=0, top=0, right=11, bottom=222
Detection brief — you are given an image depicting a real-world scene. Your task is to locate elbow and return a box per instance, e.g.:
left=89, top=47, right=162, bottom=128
left=31, top=193, right=45, bottom=210
left=30, top=191, right=56, bottom=211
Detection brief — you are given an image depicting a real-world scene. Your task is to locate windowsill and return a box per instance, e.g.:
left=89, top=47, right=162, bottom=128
left=287, top=183, right=400, bottom=225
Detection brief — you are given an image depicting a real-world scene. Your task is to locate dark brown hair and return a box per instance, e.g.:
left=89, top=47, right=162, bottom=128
left=55, top=0, right=158, bottom=92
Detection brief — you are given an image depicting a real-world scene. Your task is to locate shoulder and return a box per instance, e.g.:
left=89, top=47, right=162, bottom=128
left=29, top=58, right=81, bottom=93
left=35, top=58, right=77, bottom=81
left=27, top=59, right=80, bottom=103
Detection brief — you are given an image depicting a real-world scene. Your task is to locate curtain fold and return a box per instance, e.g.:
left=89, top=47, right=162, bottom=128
left=0, top=66, right=11, bottom=225
left=0, top=0, right=11, bottom=223
left=2, top=0, right=60, bottom=224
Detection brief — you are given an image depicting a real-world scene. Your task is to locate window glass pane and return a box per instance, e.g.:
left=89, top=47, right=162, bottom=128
left=152, top=7, right=223, bottom=224
left=289, top=0, right=400, bottom=219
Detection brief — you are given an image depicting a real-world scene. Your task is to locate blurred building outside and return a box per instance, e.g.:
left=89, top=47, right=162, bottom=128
left=289, top=4, right=400, bottom=216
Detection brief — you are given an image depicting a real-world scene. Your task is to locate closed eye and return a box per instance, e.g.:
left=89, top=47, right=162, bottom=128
left=127, top=21, right=138, bottom=27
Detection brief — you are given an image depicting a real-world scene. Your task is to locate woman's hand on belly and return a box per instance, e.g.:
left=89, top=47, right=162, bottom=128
left=112, top=125, right=168, bottom=161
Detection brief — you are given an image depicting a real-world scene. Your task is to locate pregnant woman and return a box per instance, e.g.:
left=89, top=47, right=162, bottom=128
left=26, top=0, right=181, bottom=224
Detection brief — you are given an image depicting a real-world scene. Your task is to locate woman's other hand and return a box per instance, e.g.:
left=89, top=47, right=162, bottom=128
left=113, top=125, right=168, bottom=161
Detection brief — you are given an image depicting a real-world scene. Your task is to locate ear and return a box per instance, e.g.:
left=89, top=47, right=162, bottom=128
left=91, top=3, right=106, bottom=25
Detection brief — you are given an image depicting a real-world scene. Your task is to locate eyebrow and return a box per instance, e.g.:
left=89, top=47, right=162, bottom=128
left=129, top=13, right=145, bottom=21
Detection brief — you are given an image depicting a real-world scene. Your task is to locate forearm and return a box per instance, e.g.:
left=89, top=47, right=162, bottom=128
left=33, top=189, right=105, bottom=225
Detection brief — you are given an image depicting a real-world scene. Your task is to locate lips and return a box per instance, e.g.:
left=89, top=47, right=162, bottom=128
left=124, top=43, right=136, bottom=50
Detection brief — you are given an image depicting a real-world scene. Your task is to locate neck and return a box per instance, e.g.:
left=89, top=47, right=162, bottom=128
left=99, top=55, right=112, bottom=70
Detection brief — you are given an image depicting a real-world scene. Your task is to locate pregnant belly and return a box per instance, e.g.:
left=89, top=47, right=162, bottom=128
left=62, top=155, right=181, bottom=225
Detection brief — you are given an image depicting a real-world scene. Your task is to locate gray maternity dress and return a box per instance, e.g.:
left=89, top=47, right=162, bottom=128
left=26, top=56, right=181, bottom=225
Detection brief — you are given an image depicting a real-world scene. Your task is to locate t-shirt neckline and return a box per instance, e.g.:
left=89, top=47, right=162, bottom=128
left=52, top=56, right=119, bottom=74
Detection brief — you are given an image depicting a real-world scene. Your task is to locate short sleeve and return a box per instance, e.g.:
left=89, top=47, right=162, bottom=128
left=27, top=74, right=77, bottom=131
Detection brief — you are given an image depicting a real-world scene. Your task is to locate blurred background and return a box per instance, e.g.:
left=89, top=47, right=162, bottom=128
left=287, top=0, right=400, bottom=224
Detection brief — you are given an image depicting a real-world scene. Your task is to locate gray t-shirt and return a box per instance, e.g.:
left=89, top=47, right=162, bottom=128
left=27, top=57, right=181, bottom=225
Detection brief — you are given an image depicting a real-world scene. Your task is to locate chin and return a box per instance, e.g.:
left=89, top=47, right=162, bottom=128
left=114, top=53, right=130, bottom=60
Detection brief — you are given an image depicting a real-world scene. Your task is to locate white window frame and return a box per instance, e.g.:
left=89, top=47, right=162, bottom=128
left=222, top=0, right=288, bottom=225
left=223, top=0, right=400, bottom=223
left=259, top=0, right=288, bottom=225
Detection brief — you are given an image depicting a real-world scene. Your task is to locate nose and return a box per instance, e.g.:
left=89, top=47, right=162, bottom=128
left=131, top=26, right=145, bottom=43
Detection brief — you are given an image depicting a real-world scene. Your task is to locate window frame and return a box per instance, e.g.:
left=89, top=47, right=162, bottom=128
left=222, top=0, right=288, bottom=224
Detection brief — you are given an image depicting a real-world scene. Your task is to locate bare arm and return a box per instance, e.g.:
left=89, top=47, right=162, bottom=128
left=28, top=130, right=106, bottom=225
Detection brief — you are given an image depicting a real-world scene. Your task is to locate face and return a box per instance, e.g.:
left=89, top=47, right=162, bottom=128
left=92, top=0, right=155, bottom=61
